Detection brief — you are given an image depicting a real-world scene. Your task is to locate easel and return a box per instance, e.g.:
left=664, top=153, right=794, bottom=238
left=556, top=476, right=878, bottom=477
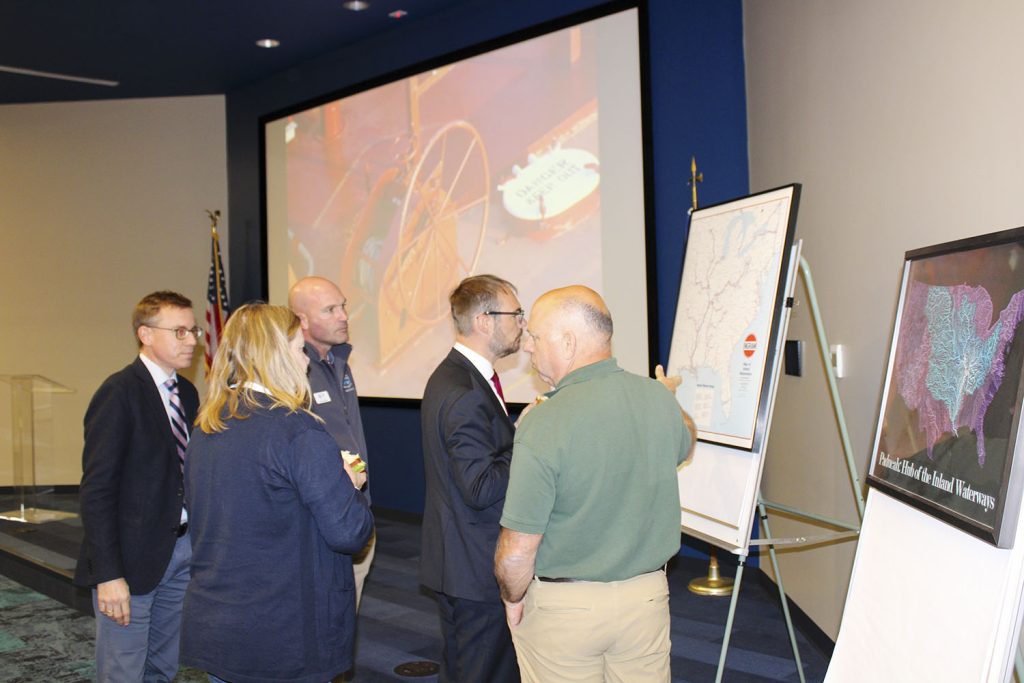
left=711, top=254, right=865, bottom=683
left=679, top=161, right=864, bottom=682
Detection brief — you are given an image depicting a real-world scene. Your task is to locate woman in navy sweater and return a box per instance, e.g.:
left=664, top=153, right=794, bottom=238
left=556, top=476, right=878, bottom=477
left=181, top=303, right=373, bottom=683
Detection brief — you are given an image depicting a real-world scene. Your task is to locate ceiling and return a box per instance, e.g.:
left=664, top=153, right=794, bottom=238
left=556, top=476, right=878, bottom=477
left=0, top=0, right=474, bottom=105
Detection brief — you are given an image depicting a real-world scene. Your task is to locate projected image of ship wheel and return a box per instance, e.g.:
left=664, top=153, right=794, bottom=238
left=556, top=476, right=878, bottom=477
left=387, top=120, right=490, bottom=324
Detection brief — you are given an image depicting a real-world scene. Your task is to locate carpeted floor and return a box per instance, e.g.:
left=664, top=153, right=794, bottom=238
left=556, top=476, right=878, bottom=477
left=0, top=573, right=96, bottom=682
left=0, top=494, right=829, bottom=682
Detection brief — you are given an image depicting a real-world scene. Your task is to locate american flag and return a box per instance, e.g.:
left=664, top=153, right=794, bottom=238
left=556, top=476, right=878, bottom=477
left=205, top=228, right=230, bottom=373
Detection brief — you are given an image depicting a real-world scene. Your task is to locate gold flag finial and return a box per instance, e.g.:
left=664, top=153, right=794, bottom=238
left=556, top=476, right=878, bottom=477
left=206, top=209, right=221, bottom=235
left=688, top=157, right=703, bottom=213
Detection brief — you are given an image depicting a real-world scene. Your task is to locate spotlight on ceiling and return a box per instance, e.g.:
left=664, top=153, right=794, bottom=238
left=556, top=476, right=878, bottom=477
left=343, top=1, right=370, bottom=10
left=389, top=9, right=408, bottom=18
left=255, top=38, right=281, bottom=48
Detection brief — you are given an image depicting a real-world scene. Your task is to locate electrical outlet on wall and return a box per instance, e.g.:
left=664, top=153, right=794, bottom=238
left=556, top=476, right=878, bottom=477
left=830, top=344, right=845, bottom=378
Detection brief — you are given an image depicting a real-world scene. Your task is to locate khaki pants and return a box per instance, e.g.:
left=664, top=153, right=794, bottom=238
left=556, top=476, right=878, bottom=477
left=510, top=570, right=671, bottom=683
left=352, top=529, right=376, bottom=611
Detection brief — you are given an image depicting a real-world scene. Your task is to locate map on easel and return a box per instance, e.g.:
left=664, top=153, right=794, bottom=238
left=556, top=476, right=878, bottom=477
left=668, top=184, right=800, bottom=451
left=668, top=184, right=801, bottom=552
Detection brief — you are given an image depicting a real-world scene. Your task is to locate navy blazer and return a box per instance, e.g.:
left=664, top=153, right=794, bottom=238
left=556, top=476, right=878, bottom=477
left=74, top=356, right=199, bottom=595
left=419, top=349, right=514, bottom=602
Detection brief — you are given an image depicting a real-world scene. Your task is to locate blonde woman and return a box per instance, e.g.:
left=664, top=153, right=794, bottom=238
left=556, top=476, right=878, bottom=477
left=179, top=303, right=373, bottom=683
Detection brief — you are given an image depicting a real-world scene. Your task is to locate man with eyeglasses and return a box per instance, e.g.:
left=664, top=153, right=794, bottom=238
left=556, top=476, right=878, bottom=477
left=420, top=274, right=524, bottom=683
left=75, top=290, right=201, bottom=682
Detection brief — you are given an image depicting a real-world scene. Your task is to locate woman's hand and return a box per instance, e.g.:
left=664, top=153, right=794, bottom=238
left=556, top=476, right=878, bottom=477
left=343, top=457, right=367, bottom=490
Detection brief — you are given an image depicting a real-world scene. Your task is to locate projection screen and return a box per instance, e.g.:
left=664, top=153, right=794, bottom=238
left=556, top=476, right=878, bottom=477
left=264, top=6, right=651, bottom=402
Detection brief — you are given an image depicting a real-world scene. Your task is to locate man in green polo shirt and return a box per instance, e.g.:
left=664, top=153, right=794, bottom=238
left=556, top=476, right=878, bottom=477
left=495, top=285, right=696, bottom=682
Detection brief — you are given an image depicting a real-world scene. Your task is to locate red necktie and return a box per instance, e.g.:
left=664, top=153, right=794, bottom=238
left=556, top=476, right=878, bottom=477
left=491, top=371, right=505, bottom=404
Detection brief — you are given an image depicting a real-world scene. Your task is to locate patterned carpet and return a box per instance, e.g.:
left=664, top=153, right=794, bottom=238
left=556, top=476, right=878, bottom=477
left=0, top=500, right=829, bottom=682
left=0, top=574, right=96, bottom=682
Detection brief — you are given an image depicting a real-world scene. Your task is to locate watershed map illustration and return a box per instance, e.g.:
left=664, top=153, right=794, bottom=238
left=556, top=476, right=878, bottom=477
left=668, top=191, right=794, bottom=449
left=891, top=281, right=1024, bottom=466
left=874, top=244, right=1024, bottom=534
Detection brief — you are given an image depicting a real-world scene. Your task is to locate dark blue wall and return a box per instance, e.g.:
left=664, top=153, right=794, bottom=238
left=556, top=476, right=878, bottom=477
left=224, top=0, right=748, bottom=515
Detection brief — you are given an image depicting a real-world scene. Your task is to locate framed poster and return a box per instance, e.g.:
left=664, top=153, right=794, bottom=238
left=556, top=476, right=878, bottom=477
left=666, top=184, right=800, bottom=451
left=868, top=226, right=1024, bottom=547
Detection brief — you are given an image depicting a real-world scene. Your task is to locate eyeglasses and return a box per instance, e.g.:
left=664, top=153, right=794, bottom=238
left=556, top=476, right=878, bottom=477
left=147, top=325, right=204, bottom=340
left=483, top=309, right=525, bottom=322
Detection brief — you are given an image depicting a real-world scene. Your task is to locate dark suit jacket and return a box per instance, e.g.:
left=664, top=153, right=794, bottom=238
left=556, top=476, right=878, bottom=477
left=74, top=356, right=199, bottom=595
left=419, top=349, right=514, bottom=603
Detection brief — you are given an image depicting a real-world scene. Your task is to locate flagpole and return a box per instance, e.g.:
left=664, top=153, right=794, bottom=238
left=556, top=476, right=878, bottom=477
left=204, top=209, right=229, bottom=375
left=206, top=209, right=224, bottom=313
left=684, top=158, right=735, bottom=598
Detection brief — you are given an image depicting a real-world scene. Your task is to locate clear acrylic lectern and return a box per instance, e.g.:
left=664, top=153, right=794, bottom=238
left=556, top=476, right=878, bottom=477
left=0, top=375, right=78, bottom=523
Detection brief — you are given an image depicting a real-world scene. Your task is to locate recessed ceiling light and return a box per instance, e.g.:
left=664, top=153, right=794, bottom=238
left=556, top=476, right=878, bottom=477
left=343, top=1, right=370, bottom=10
left=255, top=38, right=281, bottom=48
left=389, top=9, right=407, bottom=18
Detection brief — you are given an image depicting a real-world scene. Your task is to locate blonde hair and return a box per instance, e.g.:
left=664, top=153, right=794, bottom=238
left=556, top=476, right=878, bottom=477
left=197, top=303, right=316, bottom=433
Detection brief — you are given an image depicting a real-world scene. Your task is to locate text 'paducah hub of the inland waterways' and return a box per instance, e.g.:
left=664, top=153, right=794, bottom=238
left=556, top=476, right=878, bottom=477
left=877, top=452, right=996, bottom=512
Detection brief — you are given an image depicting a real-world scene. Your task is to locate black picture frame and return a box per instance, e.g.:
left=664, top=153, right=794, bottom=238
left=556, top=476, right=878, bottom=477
left=868, top=226, right=1024, bottom=547
left=666, top=183, right=801, bottom=452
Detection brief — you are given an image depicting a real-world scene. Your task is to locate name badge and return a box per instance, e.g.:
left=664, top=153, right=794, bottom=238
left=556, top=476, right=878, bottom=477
left=313, top=391, right=332, bottom=405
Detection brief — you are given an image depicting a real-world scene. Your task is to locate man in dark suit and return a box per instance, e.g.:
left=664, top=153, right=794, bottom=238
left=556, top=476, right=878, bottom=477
left=420, top=274, right=524, bottom=683
left=75, top=291, right=201, bottom=682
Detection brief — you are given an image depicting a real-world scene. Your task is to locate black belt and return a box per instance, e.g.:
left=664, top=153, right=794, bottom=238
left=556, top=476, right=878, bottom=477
left=537, top=567, right=666, bottom=583
left=175, top=522, right=189, bottom=537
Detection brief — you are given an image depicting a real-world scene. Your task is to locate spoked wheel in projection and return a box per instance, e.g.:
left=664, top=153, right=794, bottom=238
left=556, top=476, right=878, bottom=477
left=382, top=120, right=490, bottom=325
